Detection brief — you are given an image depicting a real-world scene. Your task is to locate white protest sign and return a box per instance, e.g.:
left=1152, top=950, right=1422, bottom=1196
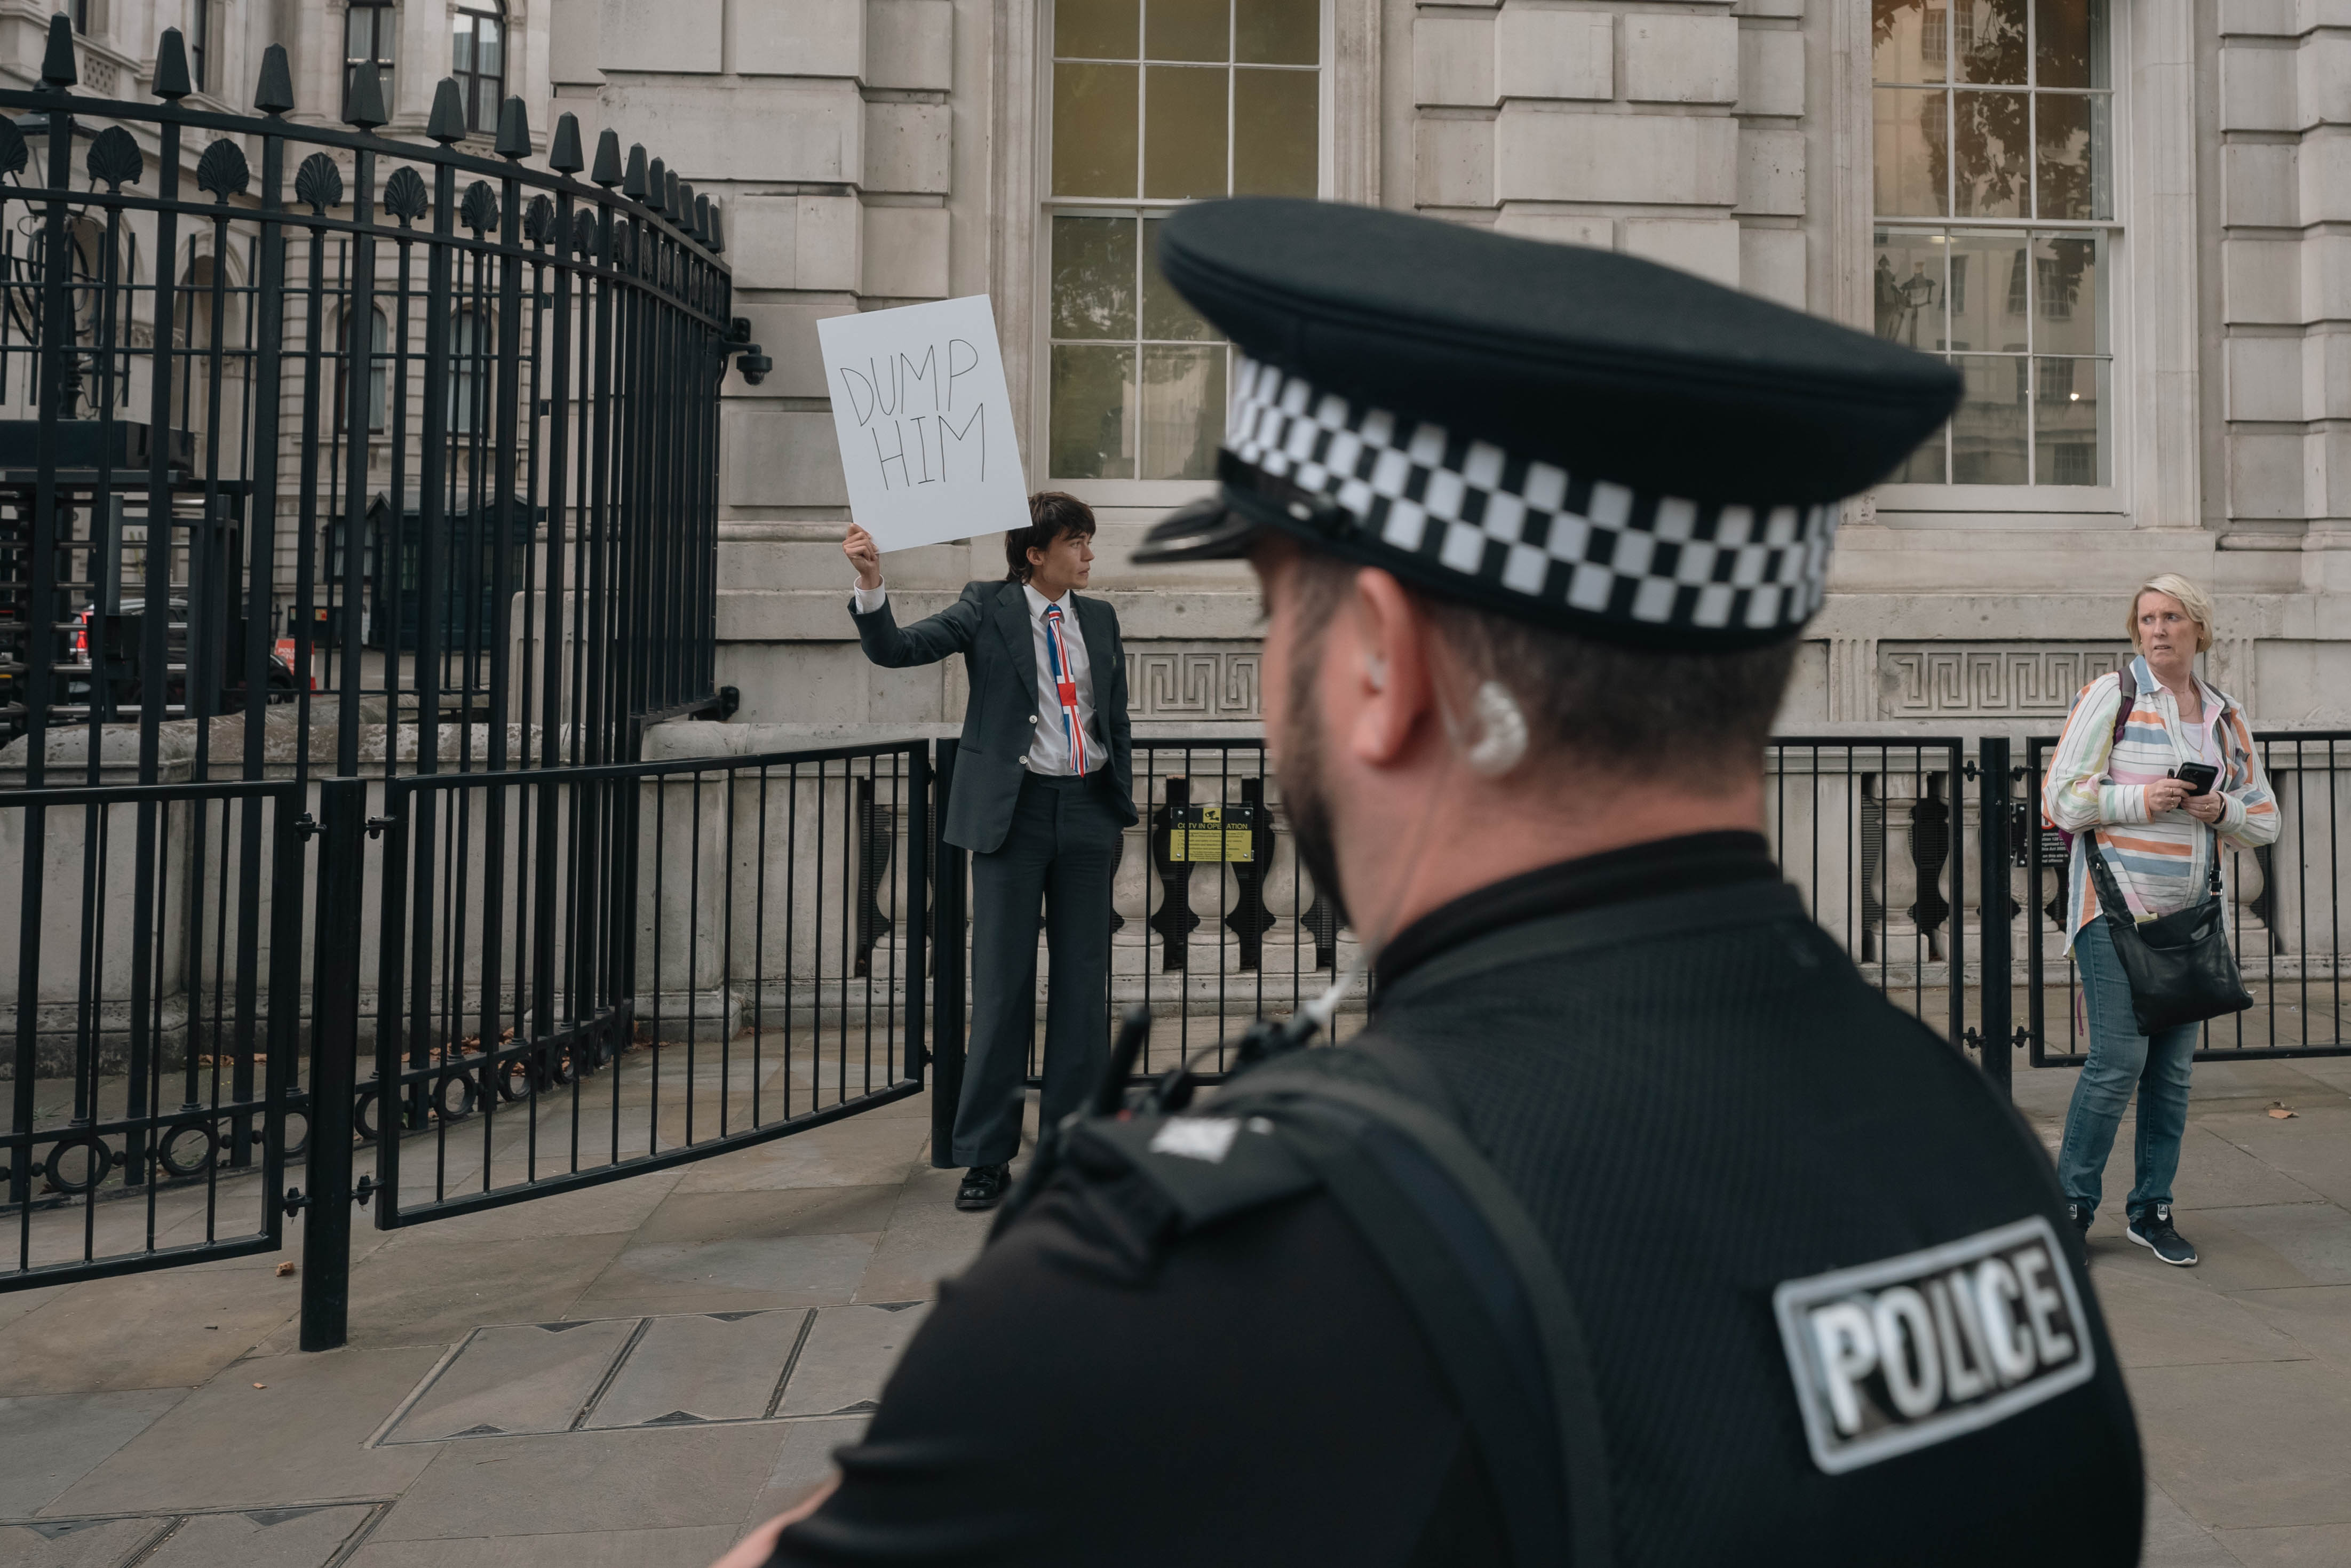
left=816, top=296, right=1030, bottom=553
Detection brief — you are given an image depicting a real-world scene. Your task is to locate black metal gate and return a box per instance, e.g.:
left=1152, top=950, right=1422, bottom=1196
left=2023, top=730, right=2351, bottom=1066
left=0, top=17, right=928, bottom=1346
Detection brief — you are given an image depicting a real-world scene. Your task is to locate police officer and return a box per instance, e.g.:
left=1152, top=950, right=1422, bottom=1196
left=727, top=199, right=2143, bottom=1567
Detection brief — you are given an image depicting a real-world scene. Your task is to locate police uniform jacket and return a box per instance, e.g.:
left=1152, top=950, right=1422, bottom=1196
left=766, top=832, right=2144, bottom=1567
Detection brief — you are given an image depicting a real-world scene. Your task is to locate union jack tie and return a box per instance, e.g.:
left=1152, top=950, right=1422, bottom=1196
left=1043, top=603, right=1087, bottom=776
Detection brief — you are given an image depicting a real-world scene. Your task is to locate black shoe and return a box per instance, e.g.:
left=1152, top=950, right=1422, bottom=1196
left=2127, top=1203, right=2197, bottom=1266
left=956, top=1163, right=1012, bottom=1212
left=2067, top=1200, right=2094, bottom=1238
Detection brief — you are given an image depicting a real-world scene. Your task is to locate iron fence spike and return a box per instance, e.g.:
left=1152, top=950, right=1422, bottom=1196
left=706, top=200, right=726, bottom=252
left=495, top=94, right=531, bottom=160
left=426, top=76, right=467, bottom=143
left=550, top=113, right=584, bottom=174
left=252, top=42, right=293, bottom=114
left=151, top=27, right=192, bottom=100
left=41, top=13, right=76, bottom=88
left=591, top=127, right=624, bottom=186
left=622, top=142, right=648, bottom=198
left=645, top=156, right=666, bottom=210
left=343, top=59, right=388, bottom=130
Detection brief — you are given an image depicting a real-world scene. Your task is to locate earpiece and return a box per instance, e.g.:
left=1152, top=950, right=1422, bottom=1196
left=1461, top=680, right=1529, bottom=777
left=1364, top=655, right=1388, bottom=692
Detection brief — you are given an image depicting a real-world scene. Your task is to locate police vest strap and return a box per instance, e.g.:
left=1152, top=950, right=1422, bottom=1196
left=1232, top=1047, right=1617, bottom=1568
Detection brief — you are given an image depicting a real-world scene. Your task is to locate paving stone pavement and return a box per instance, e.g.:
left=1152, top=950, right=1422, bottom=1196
left=6, top=1060, right=2351, bottom=1564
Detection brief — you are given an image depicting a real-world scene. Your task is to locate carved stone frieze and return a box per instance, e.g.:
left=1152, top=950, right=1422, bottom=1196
left=1123, top=643, right=1261, bottom=719
left=1877, top=643, right=2133, bottom=717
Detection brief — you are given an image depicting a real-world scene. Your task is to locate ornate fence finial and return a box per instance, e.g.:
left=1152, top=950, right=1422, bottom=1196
left=41, top=13, right=76, bottom=89
left=550, top=113, right=584, bottom=176
left=591, top=128, right=623, bottom=187
left=695, top=194, right=712, bottom=247
left=197, top=139, right=250, bottom=202
left=495, top=95, right=531, bottom=160
left=706, top=200, right=725, bottom=253
left=645, top=157, right=666, bottom=210
left=676, top=180, right=695, bottom=232
left=344, top=59, right=388, bottom=130
left=295, top=150, right=344, bottom=213
left=383, top=164, right=427, bottom=224
left=427, top=77, right=467, bottom=144
left=86, top=125, right=141, bottom=190
left=152, top=27, right=192, bottom=100
left=622, top=145, right=648, bottom=200
left=253, top=43, right=294, bottom=114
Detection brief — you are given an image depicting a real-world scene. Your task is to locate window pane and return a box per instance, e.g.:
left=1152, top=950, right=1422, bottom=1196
left=1873, top=229, right=1946, bottom=349
left=1053, top=63, right=1139, bottom=196
left=1956, top=0, right=2025, bottom=83
left=1889, top=408, right=1950, bottom=482
left=1951, top=355, right=2028, bottom=482
left=1233, top=69, right=1317, bottom=195
left=1946, top=230, right=2027, bottom=352
left=1147, top=0, right=1228, bottom=61
left=1051, top=216, right=1137, bottom=340
left=479, top=18, right=503, bottom=76
left=2034, top=356, right=2106, bottom=484
left=1952, top=90, right=2027, bottom=217
left=1143, top=66, right=1228, bottom=198
left=2035, top=92, right=2109, bottom=219
left=379, top=9, right=396, bottom=63
left=350, top=5, right=374, bottom=59
left=1143, top=217, right=1218, bottom=339
left=1051, top=345, right=1137, bottom=478
left=454, top=17, right=473, bottom=74
left=1140, top=346, right=1225, bottom=479
left=2031, top=230, right=2103, bottom=355
left=1873, top=89, right=1948, bottom=217
left=1873, top=0, right=1945, bottom=84
left=2034, top=0, right=2107, bottom=87
left=1058, top=0, right=1139, bottom=58
left=1236, top=0, right=1317, bottom=64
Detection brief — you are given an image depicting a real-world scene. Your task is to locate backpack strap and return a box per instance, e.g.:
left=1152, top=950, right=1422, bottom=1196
left=2110, top=661, right=2136, bottom=752
left=1228, top=1045, right=1618, bottom=1568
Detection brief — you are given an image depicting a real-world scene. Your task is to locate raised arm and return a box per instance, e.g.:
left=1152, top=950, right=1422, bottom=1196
left=843, top=526, right=983, bottom=668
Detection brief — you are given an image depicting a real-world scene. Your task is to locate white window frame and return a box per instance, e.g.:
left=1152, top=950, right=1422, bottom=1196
left=1030, top=0, right=1336, bottom=511
left=1868, top=0, right=2141, bottom=528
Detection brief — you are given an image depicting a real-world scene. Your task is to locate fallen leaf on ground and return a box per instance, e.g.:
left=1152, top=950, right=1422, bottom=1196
left=2268, top=1102, right=2297, bottom=1119
left=275, top=1261, right=297, bottom=1276
left=251, top=1383, right=266, bottom=1389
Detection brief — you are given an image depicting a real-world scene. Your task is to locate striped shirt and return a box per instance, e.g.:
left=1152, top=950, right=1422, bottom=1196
left=2042, top=655, right=2280, bottom=951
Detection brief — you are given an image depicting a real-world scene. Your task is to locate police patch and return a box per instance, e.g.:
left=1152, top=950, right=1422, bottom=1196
left=1773, top=1215, right=2095, bottom=1475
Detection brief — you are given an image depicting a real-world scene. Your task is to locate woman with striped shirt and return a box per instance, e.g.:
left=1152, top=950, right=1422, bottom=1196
left=2043, top=575, right=2279, bottom=1267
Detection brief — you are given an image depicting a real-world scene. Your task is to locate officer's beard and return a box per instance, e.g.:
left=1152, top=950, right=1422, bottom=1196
left=1274, top=651, right=1350, bottom=933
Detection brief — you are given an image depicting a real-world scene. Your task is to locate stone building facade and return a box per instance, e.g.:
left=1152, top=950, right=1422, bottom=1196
left=554, top=0, right=2345, bottom=734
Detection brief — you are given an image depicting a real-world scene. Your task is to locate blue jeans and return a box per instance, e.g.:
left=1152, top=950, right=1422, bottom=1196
left=2054, top=921, right=2199, bottom=1221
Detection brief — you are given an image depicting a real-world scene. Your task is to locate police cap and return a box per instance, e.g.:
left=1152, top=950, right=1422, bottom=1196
left=1131, top=198, right=1961, bottom=651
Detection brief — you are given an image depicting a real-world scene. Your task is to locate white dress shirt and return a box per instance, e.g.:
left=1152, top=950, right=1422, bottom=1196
left=852, top=579, right=1103, bottom=776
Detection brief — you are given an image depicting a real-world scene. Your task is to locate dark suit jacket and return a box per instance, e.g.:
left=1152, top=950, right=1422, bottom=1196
left=851, top=579, right=1135, bottom=854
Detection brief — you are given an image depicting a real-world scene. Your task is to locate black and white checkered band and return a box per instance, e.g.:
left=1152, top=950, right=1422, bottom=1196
left=1225, top=356, right=1836, bottom=636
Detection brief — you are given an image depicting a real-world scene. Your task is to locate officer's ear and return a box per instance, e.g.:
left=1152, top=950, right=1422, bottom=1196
left=1345, top=568, right=1436, bottom=769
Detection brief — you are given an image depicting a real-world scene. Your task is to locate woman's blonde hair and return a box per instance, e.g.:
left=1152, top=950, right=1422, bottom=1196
left=2127, top=574, right=2215, bottom=654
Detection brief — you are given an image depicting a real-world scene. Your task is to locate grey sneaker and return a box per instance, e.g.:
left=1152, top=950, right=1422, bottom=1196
left=2127, top=1204, right=2197, bottom=1266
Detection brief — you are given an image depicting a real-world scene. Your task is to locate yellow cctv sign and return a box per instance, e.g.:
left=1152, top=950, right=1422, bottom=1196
left=1166, top=805, right=1259, bottom=864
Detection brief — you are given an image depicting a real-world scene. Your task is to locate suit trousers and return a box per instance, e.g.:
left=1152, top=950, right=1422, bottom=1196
left=952, top=770, right=1124, bottom=1167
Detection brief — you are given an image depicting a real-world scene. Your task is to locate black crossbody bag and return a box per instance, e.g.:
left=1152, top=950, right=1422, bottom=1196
left=2081, top=827, right=2251, bottom=1034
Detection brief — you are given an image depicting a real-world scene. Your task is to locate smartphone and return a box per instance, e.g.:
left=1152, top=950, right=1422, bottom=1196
left=2173, top=762, right=2219, bottom=797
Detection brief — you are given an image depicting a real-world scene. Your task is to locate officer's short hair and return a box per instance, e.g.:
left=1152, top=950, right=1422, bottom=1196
left=1281, top=550, right=1797, bottom=790
left=1007, top=491, right=1098, bottom=584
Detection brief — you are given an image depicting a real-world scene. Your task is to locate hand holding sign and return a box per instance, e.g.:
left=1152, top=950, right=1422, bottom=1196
left=817, top=296, right=1031, bottom=554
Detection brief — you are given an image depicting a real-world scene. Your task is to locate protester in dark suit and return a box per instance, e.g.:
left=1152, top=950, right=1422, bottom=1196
left=843, top=495, right=1134, bottom=1210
